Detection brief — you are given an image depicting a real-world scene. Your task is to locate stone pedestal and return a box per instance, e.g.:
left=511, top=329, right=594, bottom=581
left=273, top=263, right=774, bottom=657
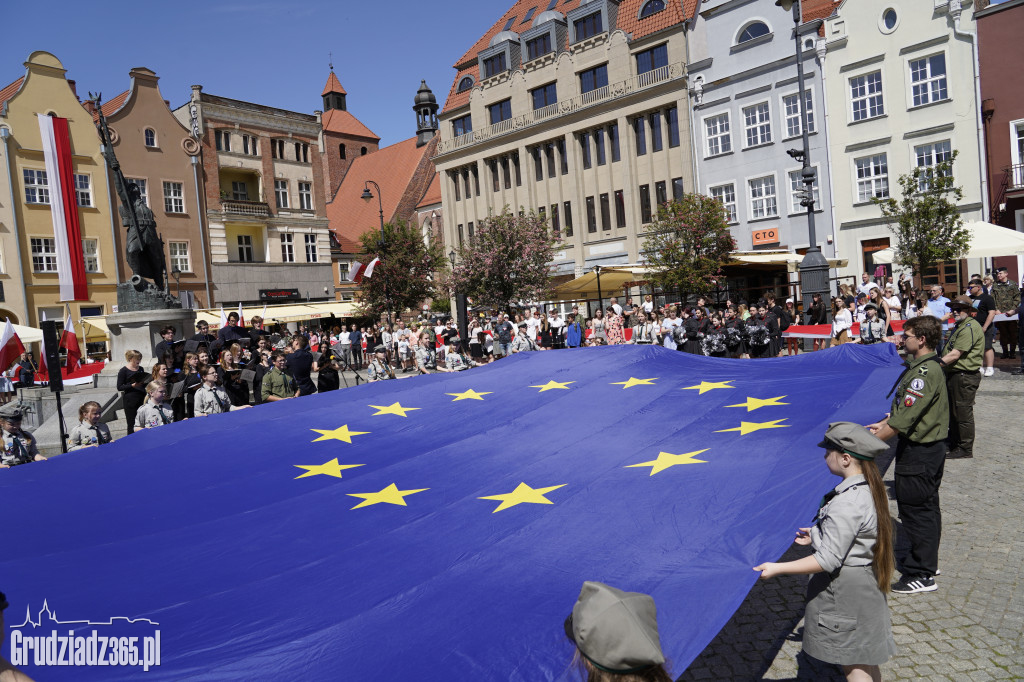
left=95, top=308, right=197, bottom=388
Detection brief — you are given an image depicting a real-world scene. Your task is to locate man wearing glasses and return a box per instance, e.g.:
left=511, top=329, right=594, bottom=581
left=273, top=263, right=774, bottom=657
left=967, top=278, right=997, bottom=376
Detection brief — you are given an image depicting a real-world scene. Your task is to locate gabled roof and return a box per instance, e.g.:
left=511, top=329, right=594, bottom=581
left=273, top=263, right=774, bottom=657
left=416, top=172, right=442, bottom=209
left=322, top=71, right=347, bottom=97
left=327, top=136, right=435, bottom=252
left=89, top=89, right=129, bottom=123
left=0, top=77, right=25, bottom=111
left=321, top=108, right=380, bottom=140
left=801, top=0, right=838, bottom=35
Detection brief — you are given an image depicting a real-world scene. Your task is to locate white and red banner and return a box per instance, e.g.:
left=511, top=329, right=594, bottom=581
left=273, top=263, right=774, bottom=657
left=237, top=303, right=245, bottom=327
left=363, top=257, right=380, bottom=280
left=349, top=260, right=366, bottom=283
left=219, top=307, right=228, bottom=328
left=0, top=319, right=25, bottom=375
left=37, top=114, right=88, bottom=301
left=60, top=311, right=82, bottom=372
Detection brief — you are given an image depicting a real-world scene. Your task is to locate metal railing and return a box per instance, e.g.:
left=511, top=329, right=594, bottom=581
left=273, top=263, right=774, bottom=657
left=436, top=62, right=685, bottom=155
left=1008, top=163, right=1024, bottom=191
left=221, top=199, right=270, bottom=217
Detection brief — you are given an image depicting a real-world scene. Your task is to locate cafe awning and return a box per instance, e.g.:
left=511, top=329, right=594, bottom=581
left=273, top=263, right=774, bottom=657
left=551, top=265, right=659, bottom=301
left=9, top=323, right=43, bottom=345
left=874, top=221, right=1024, bottom=265
left=728, top=251, right=848, bottom=272
left=195, top=301, right=357, bottom=327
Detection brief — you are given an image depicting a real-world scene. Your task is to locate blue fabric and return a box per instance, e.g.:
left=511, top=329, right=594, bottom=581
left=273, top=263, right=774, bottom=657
left=0, top=344, right=903, bottom=680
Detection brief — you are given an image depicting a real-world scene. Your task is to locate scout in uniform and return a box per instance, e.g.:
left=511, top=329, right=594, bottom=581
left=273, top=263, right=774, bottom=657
left=510, top=323, right=538, bottom=353
left=0, top=404, right=47, bottom=468
left=367, top=345, right=396, bottom=382
left=856, top=302, right=887, bottom=344
left=868, top=315, right=948, bottom=594
left=67, top=401, right=112, bottom=450
left=991, top=267, right=1020, bottom=359
left=941, top=296, right=985, bottom=460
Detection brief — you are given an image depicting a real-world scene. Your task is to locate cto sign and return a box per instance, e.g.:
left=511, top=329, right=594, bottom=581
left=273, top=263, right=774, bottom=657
left=752, top=228, right=780, bottom=246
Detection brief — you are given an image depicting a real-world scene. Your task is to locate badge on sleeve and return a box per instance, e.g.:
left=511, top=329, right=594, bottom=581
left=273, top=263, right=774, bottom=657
left=904, top=395, right=917, bottom=407
left=910, top=378, right=925, bottom=391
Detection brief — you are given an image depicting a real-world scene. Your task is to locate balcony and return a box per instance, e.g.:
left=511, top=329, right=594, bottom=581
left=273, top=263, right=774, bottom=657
left=1008, top=164, right=1024, bottom=195
left=222, top=199, right=270, bottom=217
left=436, top=62, right=685, bottom=155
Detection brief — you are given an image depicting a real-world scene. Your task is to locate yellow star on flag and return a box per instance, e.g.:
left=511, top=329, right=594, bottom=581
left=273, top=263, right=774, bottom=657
left=725, top=396, right=789, bottom=412
left=625, top=449, right=709, bottom=476
left=310, top=425, right=370, bottom=443
left=715, top=419, right=790, bottom=436
left=682, top=380, right=735, bottom=395
left=478, top=482, right=567, bottom=513
left=611, top=377, right=658, bottom=389
left=530, top=380, right=576, bottom=392
left=347, top=483, right=429, bottom=510
left=446, top=389, right=493, bottom=401
left=294, top=459, right=365, bottom=480
left=369, top=402, right=421, bottom=417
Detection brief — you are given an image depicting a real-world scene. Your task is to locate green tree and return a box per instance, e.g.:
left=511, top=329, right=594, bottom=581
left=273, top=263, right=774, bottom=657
left=873, top=151, right=970, bottom=289
left=449, top=209, right=557, bottom=312
left=355, top=219, right=448, bottom=321
left=641, top=194, right=736, bottom=299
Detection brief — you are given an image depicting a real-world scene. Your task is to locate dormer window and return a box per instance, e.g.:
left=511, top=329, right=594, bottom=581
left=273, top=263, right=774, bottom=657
left=639, top=0, right=664, bottom=18
left=526, top=33, right=553, bottom=60
left=144, top=128, right=156, bottom=147
left=737, top=21, right=770, bottom=44
left=567, top=0, right=615, bottom=44
left=574, top=12, right=603, bottom=41
left=457, top=76, right=474, bottom=93
left=483, top=53, right=508, bottom=78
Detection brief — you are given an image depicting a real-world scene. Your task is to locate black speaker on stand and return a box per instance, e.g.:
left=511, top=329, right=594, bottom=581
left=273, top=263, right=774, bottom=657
left=40, top=320, right=68, bottom=453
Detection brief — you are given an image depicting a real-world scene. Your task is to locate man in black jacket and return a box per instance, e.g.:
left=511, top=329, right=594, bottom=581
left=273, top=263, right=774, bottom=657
left=285, top=335, right=317, bottom=396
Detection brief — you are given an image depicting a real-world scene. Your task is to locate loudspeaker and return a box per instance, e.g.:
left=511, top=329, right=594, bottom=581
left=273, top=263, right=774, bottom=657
left=40, top=320, right=64, bottom=393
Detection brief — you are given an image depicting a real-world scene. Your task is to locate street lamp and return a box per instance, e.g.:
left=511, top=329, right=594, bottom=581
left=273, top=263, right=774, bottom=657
left=448, top=247, right=468, bottom=344
left=776, top=0, right=831, bottom=328
left=593, top=265, right=604, bottom=317
left=360, top=180, right=393, bottom=330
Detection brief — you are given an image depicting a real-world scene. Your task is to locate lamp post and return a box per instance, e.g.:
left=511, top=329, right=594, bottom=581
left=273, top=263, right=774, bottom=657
left=777, top=0, right=831, bottom=330
left=360, top=180, right=393, bottom=330
left=594, top=265, right=604, bottom=317
left=448, top=248, right=468, bottom=345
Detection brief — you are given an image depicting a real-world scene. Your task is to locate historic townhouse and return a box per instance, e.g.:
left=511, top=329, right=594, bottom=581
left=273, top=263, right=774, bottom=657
left=821, top=0, right=986, bottom=288
left=0, top=80, right=27, bottom=325
left=174, top=87, right=333, bottom=305
left=434, top=0, right=698, bottom=287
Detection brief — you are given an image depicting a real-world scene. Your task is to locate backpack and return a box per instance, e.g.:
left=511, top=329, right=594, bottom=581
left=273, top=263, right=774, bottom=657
left=779, top=309, right=791, bottom=331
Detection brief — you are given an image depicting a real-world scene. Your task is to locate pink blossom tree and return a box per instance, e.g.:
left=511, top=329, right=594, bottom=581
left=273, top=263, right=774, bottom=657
left=356, top=219, right=448, bottom=320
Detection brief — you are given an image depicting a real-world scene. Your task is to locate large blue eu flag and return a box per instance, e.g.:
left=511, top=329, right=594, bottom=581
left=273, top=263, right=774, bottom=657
left=0, top=344, right=903, bottom=680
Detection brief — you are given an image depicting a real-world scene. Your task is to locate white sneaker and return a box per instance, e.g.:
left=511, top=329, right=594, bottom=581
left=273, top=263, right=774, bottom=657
left=984, top=367, right=995, bottom=377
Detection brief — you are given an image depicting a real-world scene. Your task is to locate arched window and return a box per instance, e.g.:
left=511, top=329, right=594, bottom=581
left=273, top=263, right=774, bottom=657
left=639, top=0, right=665, bottom=18
left=339, top=143, right=346, bottom=159
left=737, top=21, right=770, bottom=44
left=360, top=146, right=368, bottom=156
left=144, top=128, right=156, bottom=147
left=457, top=76, right=474, bottom=93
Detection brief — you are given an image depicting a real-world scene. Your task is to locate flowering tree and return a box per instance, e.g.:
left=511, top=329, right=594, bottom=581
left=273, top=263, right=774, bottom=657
left=641, top=194, right=736, bottom=298
left=356, top=219, right=448, bottom=320
left=449, top=209, right=557, bottom=312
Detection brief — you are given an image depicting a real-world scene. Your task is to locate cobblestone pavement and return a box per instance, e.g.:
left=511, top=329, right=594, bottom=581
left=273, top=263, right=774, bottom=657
left=679, top=365, right=1024, bottom=681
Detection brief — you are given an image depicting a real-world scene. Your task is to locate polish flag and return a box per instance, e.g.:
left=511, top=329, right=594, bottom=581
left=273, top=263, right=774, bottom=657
left=363, top=257, right=380, bottom=279
left=37, top=114, right=88, bottom=301
left=0, top=319, right=25, bottom=378
left=61, top=311, right=82, bottom=372
left=237, top=303, right=245, bottom=328
left=219, top=307, right=228, bottom=328
left=259, top=304, right=267, bottom=329
left=349, top=261, right=367, bottom=283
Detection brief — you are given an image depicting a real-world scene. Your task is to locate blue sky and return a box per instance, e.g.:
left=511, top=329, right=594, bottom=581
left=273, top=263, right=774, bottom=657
left=3, top=0, right=507, bottom=146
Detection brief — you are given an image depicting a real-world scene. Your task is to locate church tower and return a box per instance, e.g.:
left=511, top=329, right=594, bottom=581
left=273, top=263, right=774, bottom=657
left=322, top=69, right=346, bottom=112
left=414, top=80, right=438, bottom=147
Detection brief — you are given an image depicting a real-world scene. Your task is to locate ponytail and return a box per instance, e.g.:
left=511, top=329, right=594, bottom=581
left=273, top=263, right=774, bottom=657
left=862, top=459, right=895, bottom=592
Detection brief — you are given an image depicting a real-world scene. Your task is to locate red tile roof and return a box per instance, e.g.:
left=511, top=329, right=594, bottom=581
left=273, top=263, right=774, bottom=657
left=327, top=136, right=434, bottom=251
left=321, top=108, right=380, bottom=140
left=88, top=89, right=129, bottom=123
left=801, top=0, right=837, bottom=35
left=416, top=172, right=442, bottom=209
left=0, top=77, right=25, bottom=111
left=322, top=71, right=347, bottom=96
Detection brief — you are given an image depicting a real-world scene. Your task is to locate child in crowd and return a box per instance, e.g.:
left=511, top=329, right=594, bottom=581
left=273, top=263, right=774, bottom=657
left=134, top=381, right=174, bottom=430
left=68, top=401, right=112, bottom=450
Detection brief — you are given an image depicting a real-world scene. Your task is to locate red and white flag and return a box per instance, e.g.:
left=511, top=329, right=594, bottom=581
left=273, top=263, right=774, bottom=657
left=237, top=303, right=245, bottom=327
left=219, top=307, right=228, bottom=328
left=61, top=311, right=82, bottom=372
left=0, top=319, right=25, bottom=376
left=363, top=257, right=380, bottom=279
left=348, top=261, right=363, bottom=282
left=37, top=114, right=88, bottom=302
left=259, top=304, right=267, bottom=329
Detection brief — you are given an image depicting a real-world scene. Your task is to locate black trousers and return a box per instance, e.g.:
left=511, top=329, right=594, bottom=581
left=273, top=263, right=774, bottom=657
left=894, top=438, right=946, bottom=577
left=947, top=371, right=981, bottom=455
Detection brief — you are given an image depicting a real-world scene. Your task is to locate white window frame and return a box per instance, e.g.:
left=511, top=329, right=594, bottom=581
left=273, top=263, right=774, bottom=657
left=338, top=262, right=350, bottom=280
left=780, top=87, right=815, bottom=140
left=708, top=182, right=738, bottom=224
left=786, top=164, right=821, bottom=215
left=82, top=238, right=100, bottom=273
left=741, top=100, right=772, bottom=149
left=30, top=237, right=58, bottom=273
left=23, top=168, right=50, bottom=204
left=906, top=51, right=949, bottom=109
left=274, top=179, right=289, bottom=209
left=913, top=139, right=953, bottom=191
left=702, top=111, right=733, bottom=158
left=280, top=232, right=295, bottom=263
left=74, top=173, right=92, bottom=207
left=849, top=70, right=885, bottom=123
left=853, top=153, right=890, bottom=203
left=168, top=241, right=191, bottom=273
left=163, top=181, right=185, bottom=213
left=144, top=128, right=157, bottom=148
left=126, top=177, right=148, bottom=207
left=304, top=233, right=318, bottom=263
left=734, top=18, right=773, bottom=46
left=746, top=173, right=778, bottom=220
left=298, top=182, right=313, bottom=211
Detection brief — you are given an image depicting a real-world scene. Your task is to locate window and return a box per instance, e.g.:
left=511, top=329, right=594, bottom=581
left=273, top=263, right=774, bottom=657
left=82, top=239, right=99, bottom=273
left=883, top=8, right=898, bottom=30
left=483, top=53, right=507, bottom=78
left=709, top=183, right=737, bottom=223
left=558, top=139, right=569, bottom=174
left=280, top=233, right=294, bottom=263
left=126, top=178, right=148, bottom=206
left=639, top=185, right=652, bottom=223
left=31, top=238, right=57, bottom=272
left=531, top=82, right=557, bottom=111
left=274, top=180, right=289, bottom=209
left=534, top=147, right=544, bottom=180
left=850, top=71, right=884, bottom=121
left=457, top=224, right=464, bottom=247
left=634, top=117, right=647, bottom=156
left=636, top=45, right=668, bottom=75
left=452, top=114, right=473, bottom=137
left=640, top=0, right=665, bottom=18
left=609, top=123, right=620, bottom=162
left=242, top=134, right=258, bottom=156
left=168, top=241, right=190, bottom=272
left=580, top=132, right=592, bottom=170
left=488, top=99, right=512, bottom=125
left=551, top=204, right=560, bottom=238
left=361, top=147, right=367, bottom=156
left=788, top=169, right=820, bottom=213
left=23, top=169, right=49, bottom=204
left=649, top=112, right=664, bottom=152
left=574, top=12, right=603, bottom=41
left=615, top=190, right=626, bottom=227
left=338, top=262, right=350, bottom=280
left=546, top=143, right=556, bottom=177
left=490, top=159, right=500, bottom=192
left=526, top=33, right=552, bottom=61
left=237, top=235, right=254, bottom=263
left=672, top=177, right=684, bottom=201
left=563, top=200, right=573, bottom=236
left=273, top=140, right=285, bottom=159
left=452, top=171, right=461, bottom=201
left=514, top=153, right=522, bottom=186
left=666, top=107, right=680, bottom=148
left=463, top=169, right=472, bottom=198
left=909, top=54, right=948, bottom=107
left=522, top=7, right=535, bottom=23
left=742, top=102, right=772, bottom=148
left=144, top=128, right=156, bottom=147
left=74, top=174, right=92, bottom=207
left=503, top=16, right=516, bottom=31
left=231, top=181, right=248, bottom=201
left=595, top=128, right=607, bottom=166
left=600, top=193, right=611, bottom=231
left=738, top=21, right=770, bottom=44
left=855, top=154, right=889, bottom=202
left=298, top=182, right=313, bottom=210
left=305, top=234, right=318, bottom=263
left=457, top=76, right=474, bottom=92
left=501, top=156, right=511, bottom=190
left=783, top=90, right=815, bottom=138
left=586, top=196, right=597, bottom=233
left=915, top=140, right=953, bottom=190
left=472, top=166, right=480, bottom=195
left=294, top=142, right=309, bottom=163
left=655, top=180, right=667, bottom=206
left=164, top=181, right=184, bottom=213
left=579, top=65, right=609, bottom=94
left=704, top=113, right=732, bottom=157
left=748, top=176, right=778, bottom=219
left=215, top=130, right=231, bottom=152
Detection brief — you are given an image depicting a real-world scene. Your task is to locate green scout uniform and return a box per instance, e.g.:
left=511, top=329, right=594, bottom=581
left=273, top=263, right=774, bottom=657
left=260, top=367, right=293, bottom=401
left=944, top=316, right=984, bottom=456
left=991, top=280, right=1020, bottom=358
left=1, top=427, right=39, bottom=467
left=887, top=351, right=948, bottom=579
